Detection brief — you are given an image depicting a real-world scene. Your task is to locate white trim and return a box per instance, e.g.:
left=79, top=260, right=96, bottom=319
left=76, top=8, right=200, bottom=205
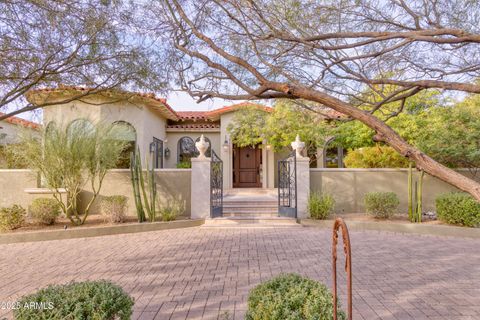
left=24, top=188, right=67, bottom=194
left=0, top=169, right=33, bottom=172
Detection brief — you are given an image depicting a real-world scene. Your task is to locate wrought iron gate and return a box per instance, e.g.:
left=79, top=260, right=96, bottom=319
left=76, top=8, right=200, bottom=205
left=210, top=150, right=223, bottom=218
left=278, top=150, right=297, bottom=218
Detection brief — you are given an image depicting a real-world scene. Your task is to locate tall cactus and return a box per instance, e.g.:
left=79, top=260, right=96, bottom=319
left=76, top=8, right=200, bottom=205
left=407, top=162, right=413, bottom=222
left=139, top=155, right=156, bottom=222
left=415, top=170, right=424, bottom=223
left=130, top=149, right=145, bottom=222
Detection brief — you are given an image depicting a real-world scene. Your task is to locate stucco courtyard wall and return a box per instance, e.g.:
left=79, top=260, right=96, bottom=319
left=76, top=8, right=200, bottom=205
left=0, top=169, right=191, bottom=217
left=310, top=168, right=480, bottom=213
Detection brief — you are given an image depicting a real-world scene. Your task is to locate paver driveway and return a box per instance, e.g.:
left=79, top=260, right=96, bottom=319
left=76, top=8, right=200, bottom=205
left=0, top=226, right=479, bottom=320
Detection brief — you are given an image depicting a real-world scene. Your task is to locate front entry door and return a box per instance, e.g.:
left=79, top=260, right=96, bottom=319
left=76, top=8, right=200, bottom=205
left=233, top=145, right=262, bottom=188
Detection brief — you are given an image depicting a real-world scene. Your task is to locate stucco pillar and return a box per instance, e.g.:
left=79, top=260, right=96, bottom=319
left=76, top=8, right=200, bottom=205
left=296, top=156, right=310, bottom=219
left=190, top=158, right=211, bottom=219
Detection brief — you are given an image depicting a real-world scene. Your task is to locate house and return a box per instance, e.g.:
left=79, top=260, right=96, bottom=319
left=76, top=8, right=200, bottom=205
left=25, top=87, right=345, bottom=189
left=0, top=112, right=40, bottom=145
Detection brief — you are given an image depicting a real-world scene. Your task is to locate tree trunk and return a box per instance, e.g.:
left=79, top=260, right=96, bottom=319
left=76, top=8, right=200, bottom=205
left=270, top=82, right=480, bottom=201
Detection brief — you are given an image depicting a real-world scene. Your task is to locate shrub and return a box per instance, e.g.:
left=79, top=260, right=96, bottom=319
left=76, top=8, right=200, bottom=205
left=176, top=161, right=191, bottom=169
left=364, top=192, right=399, bottom=219
left=246, top=273, right=346, bottom=320
left=344, top=145, right=409, bottom=168
left=29, top=198, right=61, bottom=225
left=0, top=205, right=26, bottom=231
left=436, top=192, right=480, bottom=227
left=101, top=195, right=128, bottom=223
left=308, top=192, right=335, bottom=220
left=13, top=280, right=134, bottom=320
left=158, top=197, right=186, bottom=221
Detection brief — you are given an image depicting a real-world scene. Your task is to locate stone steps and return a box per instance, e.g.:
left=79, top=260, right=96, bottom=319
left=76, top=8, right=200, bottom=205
left=203, top=216, right=300, bottom=228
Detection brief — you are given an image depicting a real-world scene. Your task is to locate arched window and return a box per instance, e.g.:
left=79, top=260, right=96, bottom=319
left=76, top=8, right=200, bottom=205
left=66, top=119, right=95, bottom=137
left=177, top=137, right=196, bottom=164
left=323, top=138, right=345, bottom=168
left=111, top=121, right=136, bottom=168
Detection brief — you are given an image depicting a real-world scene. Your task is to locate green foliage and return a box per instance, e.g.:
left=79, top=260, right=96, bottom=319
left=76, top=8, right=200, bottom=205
left=158, top=197, right=186, bottom=221
left=13, top=280, right=134, bottom=320
left=308, top=192, right=335, bottom=220
left=176, top=161, right=191, bottom=169
left=101, top=195, right=128, bottom=223
left=435, top=192, right=480, bottom=227
left=364, top=192, right=399, bottom=219
left=227, top=101, right=328, bottom=154
left=227, top=105, right=268, bottom=147
left=13, top=121, right=130, bottom=225
left=0, top=144, right=30, bottom=168
left=343, top=145, right=409, bottom=168
left=0, top=204, right=26, bottom=231
left=29, top=198, right=61, bottom=225
left=245, top=273, right=346, bottom=320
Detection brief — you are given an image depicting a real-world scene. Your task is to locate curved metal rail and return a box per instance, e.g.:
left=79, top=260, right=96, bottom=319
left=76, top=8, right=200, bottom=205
left=332, top=218, right=352, bottom=320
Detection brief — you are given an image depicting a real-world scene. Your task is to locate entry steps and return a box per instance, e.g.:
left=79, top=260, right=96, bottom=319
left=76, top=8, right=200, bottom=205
left=203, top=188, right=300, bottom=227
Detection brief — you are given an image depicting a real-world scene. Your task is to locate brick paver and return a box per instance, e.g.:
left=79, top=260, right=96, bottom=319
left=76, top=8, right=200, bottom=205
left=0, top=227, right=479, bottom=319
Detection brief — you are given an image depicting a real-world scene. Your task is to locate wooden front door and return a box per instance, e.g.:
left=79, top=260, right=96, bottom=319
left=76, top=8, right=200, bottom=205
left=233, top=145, right=262, bottom=188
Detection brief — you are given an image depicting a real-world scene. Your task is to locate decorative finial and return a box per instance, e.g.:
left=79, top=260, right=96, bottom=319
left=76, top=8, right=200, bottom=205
left=195, top=134, right=210, bottom=159
left=291, top=135, right=305, bottom=157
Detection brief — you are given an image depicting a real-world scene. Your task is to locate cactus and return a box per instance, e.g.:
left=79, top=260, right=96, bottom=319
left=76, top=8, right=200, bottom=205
left=415, top=170, right=424, bottom=223
left=130, top=147, right=157, bottom=223
left=407, top=162, right=413, bottom=222
left=130, top=149, right=145, bottom=222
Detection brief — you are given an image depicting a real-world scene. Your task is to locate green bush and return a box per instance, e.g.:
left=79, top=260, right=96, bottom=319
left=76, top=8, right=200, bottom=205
left=0, top=205, right=26, bottom=231
left=29, top=198, right=61, bottom=225
left=436, top=192, right=480, bottom=227
left=364, top=192, right=399, bottom=219
left=158, top=197, right=186, bottom=221
left=101, top=195, right=128, bottom=223
left=308, top=192, right=335, bottom=220
left=344, top=145, right=409, bottom=168
left=13, top=280, right=134, bottom=320
left=176, top=161, right=191, bottom=169
left=246, top=273, right=346, bottom=320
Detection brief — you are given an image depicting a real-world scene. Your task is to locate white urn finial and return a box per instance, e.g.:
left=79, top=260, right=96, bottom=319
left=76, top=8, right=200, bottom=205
left=291, top=135, right=305, bottom=157
left=195, top=134, right=209, bottom=159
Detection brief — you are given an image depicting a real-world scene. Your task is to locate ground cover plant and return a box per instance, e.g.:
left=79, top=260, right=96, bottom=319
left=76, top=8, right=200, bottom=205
left=29, top=198, right=61, bottom=225
left=436, top=192, right=480, bottom=227
left=308, top=192, right=335, bottom=220
left=364, top=192, right=399, bottom=219
left=101, top=195, right=128, bottom=223
left=0, top=204, right=25, bottom=231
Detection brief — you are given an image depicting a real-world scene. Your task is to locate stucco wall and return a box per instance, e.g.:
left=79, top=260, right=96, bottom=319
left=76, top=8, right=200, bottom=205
left=0, top=169, right=191, bottom=217
left=164, top=132, right=221, bottom=168
left=310, top=168, right=480, bottom=213
left=43, top=98, right=167, bottom=167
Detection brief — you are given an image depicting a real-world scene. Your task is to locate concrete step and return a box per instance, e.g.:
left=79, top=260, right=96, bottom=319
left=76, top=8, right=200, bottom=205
left=222, top=212, right=279, bottom=217
left=223, top=206, right=277, bottom=212
left=223, top=201, right=278, bottom=206
left=203, top=216, right=301, bottom=228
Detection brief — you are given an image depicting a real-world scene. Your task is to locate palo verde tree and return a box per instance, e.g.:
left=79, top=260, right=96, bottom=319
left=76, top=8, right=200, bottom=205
left=0, top=0, right=165, bottom=120
left=149, top=0, right=480, bottom=200
left=14, top=121, right=130, bottom=225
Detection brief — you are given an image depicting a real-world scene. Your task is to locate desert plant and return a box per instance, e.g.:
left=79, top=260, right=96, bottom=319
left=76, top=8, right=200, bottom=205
left=308, top=192, right=335, bottom=220
left=29, top=198, right=61, bottom=225
left=407, top=162, right=414, bottom=221
left=407, top=164, right=424, bottom=223
left=245, top=273, right=346, bottom=320
left=176, top=161, right=191, bottom=169
left=158, top=197, right=186, bottom=221
left=13, top=121, right=130, bottom=225
left=0, top=204, right=26, bottom=231
left=130, top=148, right=157, bottom=222
left=436, top=192, right=480, bottom=227
left=13, top=280, right=134, bottom=320
left=101, top=195, right=128, bottom=223
left=364, top=192, right=399, bottom=219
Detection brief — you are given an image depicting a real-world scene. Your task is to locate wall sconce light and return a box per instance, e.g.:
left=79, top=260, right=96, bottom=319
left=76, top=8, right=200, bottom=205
left=222, top=135, right=229, bottom=151
left=164, top=147, right=170, bottom=158
left=149, top=142, right=155, bottom=153
left=266, top=144, right=272, bottom=151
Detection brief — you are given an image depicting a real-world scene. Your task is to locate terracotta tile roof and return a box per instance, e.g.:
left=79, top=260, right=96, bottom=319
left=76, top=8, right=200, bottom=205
left=176, top=111, right=209, bottom=121
left=0, top=112, right=40, bottom=129
left=166, top=123, right=220, bottom=130
left=205, top=102, right=272, bottom=120
left=26, top=86, right=179, bottom=121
